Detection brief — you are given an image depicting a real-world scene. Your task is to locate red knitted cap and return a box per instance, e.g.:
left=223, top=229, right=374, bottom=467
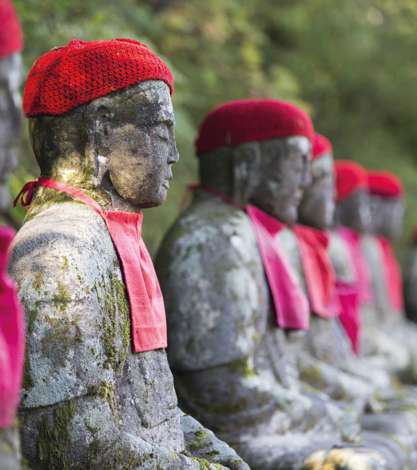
left=312, top=133, right=332, bottom=160
left=195, top=99, right=314, bottom=156
left=23, top=38, right=174, bottom=117
left=335, top=160, right=367, bottom=201
left=0, top=0, right=23, bottom=59
left=367, top=171, right=403, bottom=199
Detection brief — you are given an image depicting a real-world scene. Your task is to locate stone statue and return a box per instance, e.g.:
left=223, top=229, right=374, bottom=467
left=0, top=2, right=24, bottom=469
left=299, top=146, right=417, bottom=466
left=363, top=170, right=417, bottom=383
left=9, top=39, right=248, bottom=470
left=405, top=228, right=417, bottom=323
left=156, top=99, right=391, bottom=469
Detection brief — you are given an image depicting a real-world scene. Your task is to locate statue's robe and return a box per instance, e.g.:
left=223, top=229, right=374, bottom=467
left=10, top=200, right=247, bottom=470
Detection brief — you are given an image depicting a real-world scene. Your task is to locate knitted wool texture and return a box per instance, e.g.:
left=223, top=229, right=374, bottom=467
left=335, top=160, right=367, bottom=201
left=0, top=0, right=23, bottom=59
left=23, top=38, right=174, bottom=117
left=312, top=133, right=332, bottom=160
left=195, top=99, right=314, bottom=156
left=368, top=170, right=403, bottom=199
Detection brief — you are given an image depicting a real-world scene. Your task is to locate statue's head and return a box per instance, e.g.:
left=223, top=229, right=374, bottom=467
left=24, top=38, right=178, bottom=209
left=196, top=99, right=313, bottom=225
left=367, top=171, right=404, bottom=241
left=334, top=160, right=370, bottom=233
left=298, top=133, right=335, bottom=229
left=0, top=0, right=23, bottom=211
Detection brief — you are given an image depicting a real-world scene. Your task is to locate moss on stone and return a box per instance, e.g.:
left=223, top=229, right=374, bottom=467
left=299, top=364, right=327, bottom=389
left=100, top=269, right=130, bottom=374
left=41, top=315, right=82, bottom=368
left=191, top=456, right=214, bottom=469
left=36, top=399, right=76, bottom=469
left=187, top=429, right=209, bottom=452
left=229, top=356, right=256, bottom=379
left=32, top=271, right=44, bottom=292
left=52, top=281, right=71, bottom=312
left=62, top=255, right=69, bottom=272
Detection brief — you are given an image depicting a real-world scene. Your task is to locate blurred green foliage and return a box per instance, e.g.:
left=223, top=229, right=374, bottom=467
left=9, top=0, right=417, bottom=255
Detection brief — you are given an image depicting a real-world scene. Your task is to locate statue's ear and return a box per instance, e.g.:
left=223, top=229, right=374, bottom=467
left=86, top=102, right=113, bottom=187
left=232, top=142, right=262, bottom=205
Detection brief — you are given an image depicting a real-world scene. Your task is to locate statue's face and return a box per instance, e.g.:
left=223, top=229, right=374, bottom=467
left=369, top=195, right=404, bottom=240
left=105, top=81, right=179, bottom=208
left=250, top=136, right=311, bottom=225
left=336, top=189, right=371, bottom=233
left=298, top=152, right=335, bottom=229
left=0, top=54, right=22, bottom=211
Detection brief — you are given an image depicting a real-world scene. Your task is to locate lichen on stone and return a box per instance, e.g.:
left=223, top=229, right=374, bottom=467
left=52, top=281, right=71, bottom=312
left=229, top=356, right=256, bottom=379
left=36, top=399, right=76, bottom=469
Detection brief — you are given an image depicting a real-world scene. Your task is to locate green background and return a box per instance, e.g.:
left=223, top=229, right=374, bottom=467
left=9, top=0, right=417, bottom=256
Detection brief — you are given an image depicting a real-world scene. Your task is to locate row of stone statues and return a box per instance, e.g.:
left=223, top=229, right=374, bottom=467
left=2, top=1, right=417, bottom=468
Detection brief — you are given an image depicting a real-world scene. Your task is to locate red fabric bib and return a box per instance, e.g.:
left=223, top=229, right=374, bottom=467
left=0, top=225, right=24, bottom=428
left=245, top=205, right=310, bottom=330
left=335, top=280, right=360, bottom=354
left=337, top=227, right=373, bottom=306
left=15, top=178, right=167, bottom=353
left=377, top=236, right=403, bottom=313
left=293, top=225, right=338, bottom=319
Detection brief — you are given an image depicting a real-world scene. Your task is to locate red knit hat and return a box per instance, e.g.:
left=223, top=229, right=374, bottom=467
left=312, top=133, right=332, bottom=160
left=195, top=99, right=314, bottom=156
left=0, top=0, right=23, bottom=59
left=23, top=38, right=174, bottom=117
left=335, top=160, right=367, bottom=201
left=367, top=171, right=403, bottom=199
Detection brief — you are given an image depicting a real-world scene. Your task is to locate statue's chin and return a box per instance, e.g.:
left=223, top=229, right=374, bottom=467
left=0, top=186, right=11, bottom=212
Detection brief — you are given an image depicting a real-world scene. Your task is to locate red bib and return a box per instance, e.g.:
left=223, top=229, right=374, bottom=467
left=0, top=225, right=24, bottom=428
left=294, top=225, right=338, bottom=319
left=15, top=178, right=167, bottom=353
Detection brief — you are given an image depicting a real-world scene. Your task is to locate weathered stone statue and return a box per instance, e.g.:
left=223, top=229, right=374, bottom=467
left=9, top=39, right=248, bottom=470
left=363, top=170, right=417, bottom=382
left=156, top=99, right=390, bottom=469
left=405, top=228, right=417, bottom=323
left=299, top=146, right=417, bottom=467
left=0, top=2, right=24, bottom=469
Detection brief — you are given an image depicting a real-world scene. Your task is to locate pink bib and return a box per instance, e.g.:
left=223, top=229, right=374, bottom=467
left=0, top=225, right=24, bottom=428
left=246, top=205, right=309, bottom=330
left=15, top=178, right=167, bottom=353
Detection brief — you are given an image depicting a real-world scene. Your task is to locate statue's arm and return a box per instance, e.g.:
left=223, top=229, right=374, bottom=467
left=181, top=414, right=250, bottom=470
left=298, top=353, right=373, bottom=407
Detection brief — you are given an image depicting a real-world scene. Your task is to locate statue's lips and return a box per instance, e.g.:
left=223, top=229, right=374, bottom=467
left=162, top=180, right=170, bottom=190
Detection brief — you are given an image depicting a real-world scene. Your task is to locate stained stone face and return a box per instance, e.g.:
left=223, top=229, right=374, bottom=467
left=10, top=81, right=248, bottom=470
left=369, top=194, right=404, bottom=241
left=335, top=189, right=371, bottom=233
left=157, top=137, right=400, bottom=469
left=298, top=152, right=335, bottom=229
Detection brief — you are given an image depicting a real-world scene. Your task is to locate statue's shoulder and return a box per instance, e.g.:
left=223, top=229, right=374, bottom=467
left=158, top=195, right=259, bottom=268
left=10, top=202, right=118, bottom=408
left=11, top=202, right=113, bottom=274
left=328, top=231, right=355, bottom=282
